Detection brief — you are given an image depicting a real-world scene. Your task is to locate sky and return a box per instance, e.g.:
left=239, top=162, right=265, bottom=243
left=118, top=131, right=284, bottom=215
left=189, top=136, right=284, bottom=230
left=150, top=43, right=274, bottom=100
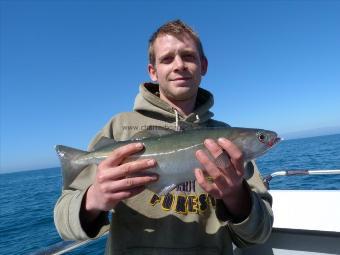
left=1, top=0, right=340, bottom=173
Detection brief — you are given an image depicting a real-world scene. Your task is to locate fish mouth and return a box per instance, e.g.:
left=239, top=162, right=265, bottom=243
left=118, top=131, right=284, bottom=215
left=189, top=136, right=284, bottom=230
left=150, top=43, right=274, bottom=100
left=268, top=137, right=281, bottom=147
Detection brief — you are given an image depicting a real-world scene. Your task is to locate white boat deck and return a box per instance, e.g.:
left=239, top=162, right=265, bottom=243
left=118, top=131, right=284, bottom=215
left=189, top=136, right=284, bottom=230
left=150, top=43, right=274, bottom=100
left=235, top=190, right=340, bottom=255
left=270, top=190, right=340, bottom=232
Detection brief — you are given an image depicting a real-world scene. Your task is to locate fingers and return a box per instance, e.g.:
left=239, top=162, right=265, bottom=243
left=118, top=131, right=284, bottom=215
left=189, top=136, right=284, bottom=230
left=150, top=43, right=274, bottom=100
left=100, top=174, right=158, bottom=194
left=195, top=138, right=245, bottom=199
left=204, top=139, right=224, bottom=159
left=86, top=183, right=147, bottom=212
left=88, top=142, right=159, bottom=212
left=99, top=142, right=144, bottom=170
left=107, top=186, right=146, bottom=201
left=203, top=139, right=231, bottom=172
left=97, top=158, right=157, bottom=183
left=217, top=138, right=244, bottom=177
left=194, top=168, right=222, bottom=198
left=196, top=149, right=230, bottom=185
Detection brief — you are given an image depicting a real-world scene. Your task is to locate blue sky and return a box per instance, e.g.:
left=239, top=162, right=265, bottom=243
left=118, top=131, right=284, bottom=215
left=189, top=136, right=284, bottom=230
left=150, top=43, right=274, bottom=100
left=1, top=0, right=340, bottom=173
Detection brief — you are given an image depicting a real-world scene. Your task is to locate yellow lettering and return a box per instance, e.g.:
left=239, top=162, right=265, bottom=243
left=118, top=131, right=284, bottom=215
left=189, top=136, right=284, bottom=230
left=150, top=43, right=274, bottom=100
left=187, top=195, right=198, bottom=214
left=175, top=195, right=188, bottom=215
left=161, top=193, right=174, bottom=211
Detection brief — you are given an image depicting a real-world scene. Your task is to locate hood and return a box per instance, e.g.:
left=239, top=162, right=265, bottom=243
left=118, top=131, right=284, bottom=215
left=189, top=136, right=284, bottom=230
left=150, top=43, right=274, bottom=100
left=133, top=83, right=214, bottom=130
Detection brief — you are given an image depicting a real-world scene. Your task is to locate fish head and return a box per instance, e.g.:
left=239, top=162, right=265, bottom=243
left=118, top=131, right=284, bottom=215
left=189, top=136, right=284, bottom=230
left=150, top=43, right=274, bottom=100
left=232, top=128, right=281, bottom=161
left=255, top=130, right=281, bottom=148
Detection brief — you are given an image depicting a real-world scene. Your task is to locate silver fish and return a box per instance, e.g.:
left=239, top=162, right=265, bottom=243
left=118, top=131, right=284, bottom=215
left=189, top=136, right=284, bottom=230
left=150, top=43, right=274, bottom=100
left=55, top=127, right=280, bottom=194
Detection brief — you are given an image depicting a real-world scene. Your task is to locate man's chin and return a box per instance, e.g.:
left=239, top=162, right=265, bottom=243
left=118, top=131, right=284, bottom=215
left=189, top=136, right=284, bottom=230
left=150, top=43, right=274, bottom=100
left=168, top=87, right=198, bottom=101
left=168, top=80, right=195, bottom=91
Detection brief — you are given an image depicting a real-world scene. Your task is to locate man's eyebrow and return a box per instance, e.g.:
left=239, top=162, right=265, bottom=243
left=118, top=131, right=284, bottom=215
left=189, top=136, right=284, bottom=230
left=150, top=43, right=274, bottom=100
left=158, top=51, right=173, bottom=59
left=157, top=48, right=198, bottom=60
left=180, top=49, right=196, bottom=54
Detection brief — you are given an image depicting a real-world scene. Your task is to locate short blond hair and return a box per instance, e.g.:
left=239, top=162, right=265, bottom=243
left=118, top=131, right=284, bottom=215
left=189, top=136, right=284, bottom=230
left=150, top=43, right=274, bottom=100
left=148, top=19, right=206, bottom=66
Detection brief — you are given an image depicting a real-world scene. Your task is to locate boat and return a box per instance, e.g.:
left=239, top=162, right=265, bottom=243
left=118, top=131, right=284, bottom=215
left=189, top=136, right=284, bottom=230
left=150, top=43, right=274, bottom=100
left=236, top=190, right=340, bottom=254
left=237, top=169, right=340, bottom=255
left=32, top=169, right=340, bottom=255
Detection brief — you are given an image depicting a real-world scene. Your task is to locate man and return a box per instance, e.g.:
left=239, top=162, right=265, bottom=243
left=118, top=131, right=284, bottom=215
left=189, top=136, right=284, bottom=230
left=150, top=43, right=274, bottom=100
left=54, top=20, right=273, bottom=254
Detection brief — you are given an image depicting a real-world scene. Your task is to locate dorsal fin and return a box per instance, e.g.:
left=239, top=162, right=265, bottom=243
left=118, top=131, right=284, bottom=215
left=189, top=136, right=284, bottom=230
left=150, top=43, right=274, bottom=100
left=130, top=127, right=177, bottom=140
left=92, top=137, right=117, bottom=151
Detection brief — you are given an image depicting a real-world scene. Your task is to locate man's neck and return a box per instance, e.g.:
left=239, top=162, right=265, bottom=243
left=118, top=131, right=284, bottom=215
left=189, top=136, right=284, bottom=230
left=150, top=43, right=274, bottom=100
left=159, top=93, right=196, bottom=116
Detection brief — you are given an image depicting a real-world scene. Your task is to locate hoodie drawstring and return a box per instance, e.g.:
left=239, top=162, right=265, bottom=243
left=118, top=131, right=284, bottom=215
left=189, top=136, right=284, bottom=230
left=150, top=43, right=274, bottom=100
left=173, top=110, right=200, bottom=130
left=195, top=114, right=200, bottom=123
left=174, top=109, right=180, bottom=131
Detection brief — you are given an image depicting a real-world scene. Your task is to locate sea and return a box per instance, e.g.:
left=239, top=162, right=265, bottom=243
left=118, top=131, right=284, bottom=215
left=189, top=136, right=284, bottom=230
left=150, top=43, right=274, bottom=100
left=1, top=134, right=340, bottom=255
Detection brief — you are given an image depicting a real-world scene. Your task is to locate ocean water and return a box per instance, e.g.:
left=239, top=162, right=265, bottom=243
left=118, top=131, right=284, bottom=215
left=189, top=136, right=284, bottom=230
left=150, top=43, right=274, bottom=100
left=0, top=134, right=339, bottom=254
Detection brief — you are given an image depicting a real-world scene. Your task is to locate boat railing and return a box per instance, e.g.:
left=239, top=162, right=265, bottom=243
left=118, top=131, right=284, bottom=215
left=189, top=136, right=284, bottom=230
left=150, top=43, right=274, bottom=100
left=263, top=169, right=340, bottom=189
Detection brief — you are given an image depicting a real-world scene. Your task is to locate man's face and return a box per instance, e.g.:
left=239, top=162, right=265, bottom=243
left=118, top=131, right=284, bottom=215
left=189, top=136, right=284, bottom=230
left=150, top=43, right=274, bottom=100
left=148, top=33, right=207, bottom=102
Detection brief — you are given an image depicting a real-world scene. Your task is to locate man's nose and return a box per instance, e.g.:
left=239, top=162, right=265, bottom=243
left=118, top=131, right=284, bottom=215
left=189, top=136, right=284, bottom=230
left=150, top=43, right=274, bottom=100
left=173, top=55, right=186, bottom=71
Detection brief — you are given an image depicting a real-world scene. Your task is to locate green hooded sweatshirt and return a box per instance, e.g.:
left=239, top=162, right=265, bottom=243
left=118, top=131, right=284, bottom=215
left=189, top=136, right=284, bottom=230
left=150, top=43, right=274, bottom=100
left=54, top=83, right=273, bottom=255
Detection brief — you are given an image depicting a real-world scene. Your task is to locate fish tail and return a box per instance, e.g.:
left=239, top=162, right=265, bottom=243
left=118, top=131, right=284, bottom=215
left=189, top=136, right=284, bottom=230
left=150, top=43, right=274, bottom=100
left=55, top=145, right=88, bottom=189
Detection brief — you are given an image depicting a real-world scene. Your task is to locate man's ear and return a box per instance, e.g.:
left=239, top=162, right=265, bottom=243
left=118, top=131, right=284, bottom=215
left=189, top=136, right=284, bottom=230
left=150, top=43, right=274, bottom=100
left=201, top=57, right=208, bottom=76
left=148, top=64, right=158, bottom=82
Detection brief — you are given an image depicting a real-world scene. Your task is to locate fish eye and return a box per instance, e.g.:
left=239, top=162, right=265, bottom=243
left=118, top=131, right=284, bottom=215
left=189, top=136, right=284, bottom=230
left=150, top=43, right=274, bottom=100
left=257, top=132, right=266, bottom=143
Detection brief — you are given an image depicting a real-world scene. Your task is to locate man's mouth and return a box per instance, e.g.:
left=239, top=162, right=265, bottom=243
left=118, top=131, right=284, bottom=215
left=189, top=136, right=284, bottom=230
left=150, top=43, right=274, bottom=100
left=171, top=77, right=191, bottom=81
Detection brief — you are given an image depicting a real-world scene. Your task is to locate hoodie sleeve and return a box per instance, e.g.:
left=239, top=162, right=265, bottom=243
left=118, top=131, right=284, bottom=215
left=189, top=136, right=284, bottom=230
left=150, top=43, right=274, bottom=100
left=54, top=162, right=109, bottom=240
left=216, top=161, right=274, bottom=247
left=54, top=168, right=110, bottom=240
left=53, top=118, right=118, bottom=240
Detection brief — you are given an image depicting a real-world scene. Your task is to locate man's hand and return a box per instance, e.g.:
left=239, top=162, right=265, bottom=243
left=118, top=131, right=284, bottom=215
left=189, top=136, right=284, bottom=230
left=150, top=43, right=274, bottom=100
left=84, top=142, right=158, bottom=221
left=195, top=138, right=251, bottom=220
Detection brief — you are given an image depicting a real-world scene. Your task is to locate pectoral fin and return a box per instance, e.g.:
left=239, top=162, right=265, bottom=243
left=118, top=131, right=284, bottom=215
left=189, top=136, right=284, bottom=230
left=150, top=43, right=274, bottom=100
left=158, top=184, right=177, bottom=196
left=214, top=151, right=231, bottom=170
